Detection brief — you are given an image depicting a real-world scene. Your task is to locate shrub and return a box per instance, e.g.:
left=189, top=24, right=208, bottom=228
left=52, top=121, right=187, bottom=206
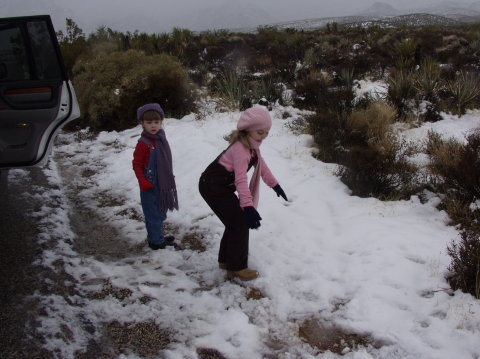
left=294, top=69, right=333, bottom=109
left=250, top=75, right=284, bottom=105
left=415, top=58, right=442, bottom=102
left=426, top=130, right=480, bottom=202
left=253, top=26, right=305, bottom=78
left=445, top=71, right=480, bottom=116
left=414, top=58, right=443, bottom=122
left=334, top=67, right=357, bottom=112
left=447, top=229, right=480, bottom=299
left=73, top=50, right=195, bottom=131
left=308, top=110, right=347, bottom=163
left=211, top=69, right=249, bottom=109
left=386, top=69, right=418, bottom=119
left=346, top=101, right=396, bottom=143
left=337, top=102, right=419, bottom=199
left=307, top=69, right=368, bottom=164
left=57, top=18, right=88, bottom=77
left=295, top=67, right=357, bottom=114
left=392, top=38, right=419, bottom=70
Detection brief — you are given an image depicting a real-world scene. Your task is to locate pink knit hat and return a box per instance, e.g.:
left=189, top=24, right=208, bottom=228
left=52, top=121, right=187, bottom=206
left=237, top=106, right=272, bottom=131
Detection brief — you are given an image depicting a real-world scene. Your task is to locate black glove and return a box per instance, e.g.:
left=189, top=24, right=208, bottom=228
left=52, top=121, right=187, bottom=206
left=243, top=206, right=262, bottom=229
left=273, top=184, right=288, bottom=201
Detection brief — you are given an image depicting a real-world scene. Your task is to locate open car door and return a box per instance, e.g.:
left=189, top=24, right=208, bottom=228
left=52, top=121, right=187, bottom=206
left=0, top=15, right=80, bottom=169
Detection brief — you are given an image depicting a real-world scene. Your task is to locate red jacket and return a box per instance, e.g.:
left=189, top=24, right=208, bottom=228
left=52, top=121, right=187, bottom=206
left=132, top=135, right=155, bottom=191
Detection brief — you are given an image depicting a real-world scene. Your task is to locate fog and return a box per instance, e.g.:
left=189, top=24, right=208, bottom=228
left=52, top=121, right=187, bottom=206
left=1, top=0, right=475, bottom=34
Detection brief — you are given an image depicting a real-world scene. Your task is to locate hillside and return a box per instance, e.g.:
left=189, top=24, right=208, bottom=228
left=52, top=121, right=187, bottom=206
left=265, top=13, right=460, bottom=31
left=27, top=98, right=479, bottom=358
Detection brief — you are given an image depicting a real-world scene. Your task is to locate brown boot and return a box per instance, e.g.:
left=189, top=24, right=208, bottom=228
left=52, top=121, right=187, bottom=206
left=218, top=262, right=227, bottom=270
left=227, top=268, right=259, bottom=281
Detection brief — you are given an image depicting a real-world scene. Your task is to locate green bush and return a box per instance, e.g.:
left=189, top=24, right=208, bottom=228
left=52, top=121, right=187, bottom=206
left=392, top=38, right=419, bottom=70
left=250, top=75, right=285, bottom=105
left=445, top=71, right=480, bottom=116
left=386, top=68, right=418, bottom=119
left=57, top=18, right=88, bottom=77
left=415, top=58, right=442, bottom=102
left=73, top=50, right=195, bottom=131
left=211, top=69, right=249, bottom=109
left=414, top=58, right=443, bottom=122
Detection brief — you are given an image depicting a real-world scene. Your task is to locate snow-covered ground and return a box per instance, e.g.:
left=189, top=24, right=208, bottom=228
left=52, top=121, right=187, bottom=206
left=10, top=102, right=480, bottom=358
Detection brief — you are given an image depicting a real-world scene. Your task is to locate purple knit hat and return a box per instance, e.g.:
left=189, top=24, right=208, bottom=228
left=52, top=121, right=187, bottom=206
left=136, top=103, right=165, bottom=122
left=237, top=106, right=272, bottom=131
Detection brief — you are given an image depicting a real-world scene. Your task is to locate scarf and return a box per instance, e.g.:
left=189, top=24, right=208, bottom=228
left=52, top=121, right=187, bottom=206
left=143, top=129, right=179, bottom=212
left=248, top=137, right=263, bottom=208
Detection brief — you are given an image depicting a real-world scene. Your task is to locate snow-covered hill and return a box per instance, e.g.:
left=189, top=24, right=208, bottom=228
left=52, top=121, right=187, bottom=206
left=265, top=13, right=459, bottom=32
left=19, top=92, right=480, bottom=358
left=2, top=0, right=479, bottom=34
left=247, top=1, right=479, bottom=32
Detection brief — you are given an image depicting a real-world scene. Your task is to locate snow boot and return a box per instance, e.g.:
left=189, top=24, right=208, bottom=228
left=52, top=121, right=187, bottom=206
left=165, top=236, right=175, bottom=243
left=227, top=268, right=259, bottom=281
left=219, top=262, right=227, bottom=270
left=148, top=236, right=177, bottom=250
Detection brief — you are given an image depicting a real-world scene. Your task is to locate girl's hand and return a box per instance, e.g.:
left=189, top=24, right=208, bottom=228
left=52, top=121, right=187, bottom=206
left=244, top=206, right=262, bottom=229
left=272, top=184, right=288, bottom=201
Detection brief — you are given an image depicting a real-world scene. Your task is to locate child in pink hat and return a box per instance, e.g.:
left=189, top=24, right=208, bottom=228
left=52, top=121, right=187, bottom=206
left=199, top=106, right=288, bottom=281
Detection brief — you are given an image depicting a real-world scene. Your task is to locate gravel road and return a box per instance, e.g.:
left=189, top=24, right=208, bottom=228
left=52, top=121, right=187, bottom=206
left=0, top=167, right=62, bottom=359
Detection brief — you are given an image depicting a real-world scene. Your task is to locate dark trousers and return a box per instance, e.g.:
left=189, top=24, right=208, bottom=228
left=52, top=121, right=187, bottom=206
left=199, top=161, right=249, bottom=271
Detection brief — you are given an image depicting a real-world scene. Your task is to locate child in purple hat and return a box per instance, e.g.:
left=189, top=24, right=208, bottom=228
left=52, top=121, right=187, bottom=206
left=199, top=106, right=288, bottom=281
left=132, top=103, right=179, bottom=250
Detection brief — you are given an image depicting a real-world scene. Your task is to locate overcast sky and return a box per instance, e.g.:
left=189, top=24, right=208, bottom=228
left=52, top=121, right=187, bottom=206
left=1, top=0, right=475, bottom=34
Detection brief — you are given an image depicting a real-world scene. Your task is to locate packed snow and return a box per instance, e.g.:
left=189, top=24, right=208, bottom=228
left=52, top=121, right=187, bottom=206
left=10, top=102, right=480, bottom=358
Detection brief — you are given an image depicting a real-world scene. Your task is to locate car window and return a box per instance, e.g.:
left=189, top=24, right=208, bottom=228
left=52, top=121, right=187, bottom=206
left=27, top=21, right=62, bottom=79
left=0, top=25, right=30, bottom=81
left=0, top=20, right=62, bottom=82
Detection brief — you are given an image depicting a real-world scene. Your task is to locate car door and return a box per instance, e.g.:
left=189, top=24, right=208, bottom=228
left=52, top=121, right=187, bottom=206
left=0, top=15, right=80, bottom=169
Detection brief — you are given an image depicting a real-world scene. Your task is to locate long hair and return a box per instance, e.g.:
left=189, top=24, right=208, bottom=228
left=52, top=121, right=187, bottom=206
left=225, top=129, right=251, bottom=149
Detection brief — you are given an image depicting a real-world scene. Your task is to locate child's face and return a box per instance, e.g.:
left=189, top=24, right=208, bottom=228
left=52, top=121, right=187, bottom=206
left=142, top=119, right=162, bottom=135
left=248, top=128, right=270, bottom=143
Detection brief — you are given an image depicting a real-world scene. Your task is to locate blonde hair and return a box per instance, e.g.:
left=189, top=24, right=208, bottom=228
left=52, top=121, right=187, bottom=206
left=225, top=129, right=251, bottom=149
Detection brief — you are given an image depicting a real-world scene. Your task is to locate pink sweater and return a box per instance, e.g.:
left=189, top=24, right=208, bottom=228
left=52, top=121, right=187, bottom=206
left=218, top=141, right=278, bottom=207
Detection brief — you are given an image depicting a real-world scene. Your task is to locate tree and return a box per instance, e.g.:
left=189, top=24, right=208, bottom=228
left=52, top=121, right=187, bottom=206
left=57, top=18, right=87, bottom=77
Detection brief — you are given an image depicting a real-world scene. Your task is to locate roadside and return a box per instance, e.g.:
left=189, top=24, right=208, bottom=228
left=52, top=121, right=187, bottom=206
left=3, top=108, right=475, bottom=359
left=0, top=167, right=60, bottom=359
left=0, top=140, right=231, bottom=359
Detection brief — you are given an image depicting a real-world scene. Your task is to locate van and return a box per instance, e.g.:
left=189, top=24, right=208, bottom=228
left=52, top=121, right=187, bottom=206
left=0, top=15, right=80, bottom=169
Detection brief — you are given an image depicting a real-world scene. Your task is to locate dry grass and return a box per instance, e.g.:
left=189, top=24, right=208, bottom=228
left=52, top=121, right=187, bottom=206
left=197, top=348, right=229, bottom=359
left=104, top=321, right=172, bottom=358
left=299, top=317, right=374, bottom=355
left=347, top=101, right=396, bottom=141
left=339, top=101, right=419, bottom=199
left=425, top=131, right=462, bottom=173
left=246, top=287, right=266, bottom=300
left=87, top=280, right=133, bottom=301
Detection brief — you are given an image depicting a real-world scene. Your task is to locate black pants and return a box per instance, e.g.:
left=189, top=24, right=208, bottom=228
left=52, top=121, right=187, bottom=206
left=199, top=161, right=249, bottom=271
